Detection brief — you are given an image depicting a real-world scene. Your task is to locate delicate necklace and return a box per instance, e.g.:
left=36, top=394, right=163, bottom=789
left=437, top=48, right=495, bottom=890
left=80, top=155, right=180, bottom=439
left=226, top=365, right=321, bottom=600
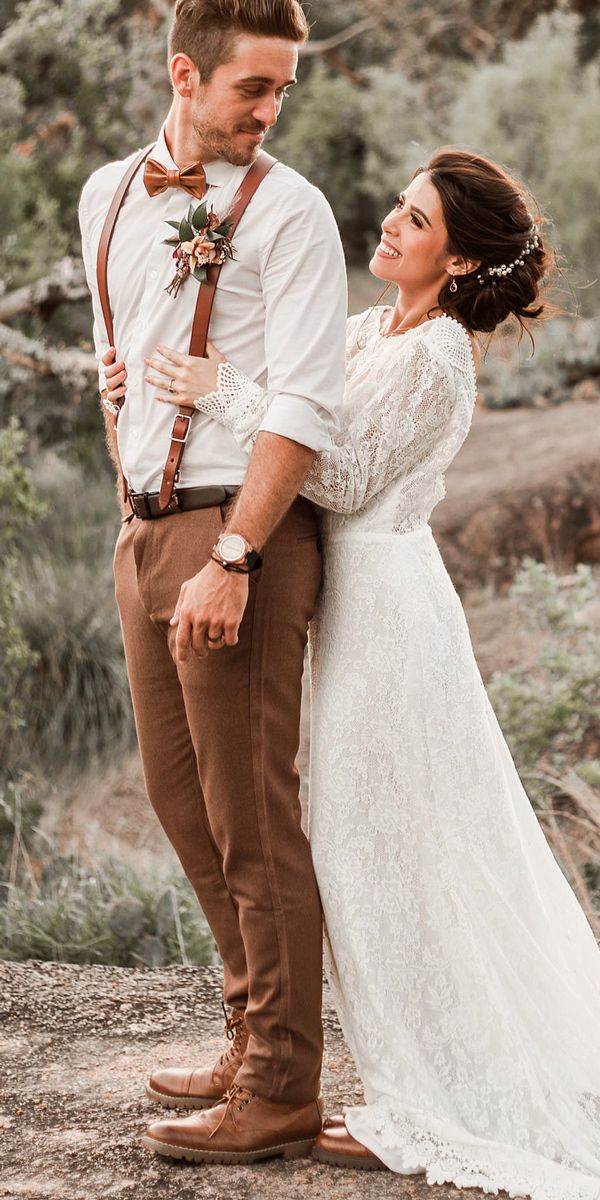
left=380, top=309, right=433, bottom=337
left=358, top=283, right=441, bottom=338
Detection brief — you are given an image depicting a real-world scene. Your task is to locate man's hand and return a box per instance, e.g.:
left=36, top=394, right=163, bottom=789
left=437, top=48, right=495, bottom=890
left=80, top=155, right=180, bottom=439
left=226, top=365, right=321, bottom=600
left=170, top=559, right=250, bottom=663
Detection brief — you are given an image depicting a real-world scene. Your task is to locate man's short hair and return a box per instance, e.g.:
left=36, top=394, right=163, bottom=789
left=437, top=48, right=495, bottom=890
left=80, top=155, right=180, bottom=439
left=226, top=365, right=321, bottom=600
left=169, top=0, right=309, bottom=81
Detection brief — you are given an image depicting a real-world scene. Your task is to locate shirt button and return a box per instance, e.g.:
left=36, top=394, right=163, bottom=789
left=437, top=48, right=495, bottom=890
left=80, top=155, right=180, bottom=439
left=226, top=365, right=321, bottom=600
left=149, top=268, right=158, bottom=279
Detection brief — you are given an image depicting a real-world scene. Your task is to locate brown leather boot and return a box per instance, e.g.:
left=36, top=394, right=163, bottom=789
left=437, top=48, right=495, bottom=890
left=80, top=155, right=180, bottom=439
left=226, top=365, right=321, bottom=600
left=142, top=1084, right=323, bottom=1163
left=313, top=1123, right=388, bottom=1170
left=146, top=1006, right=248, bottom=1110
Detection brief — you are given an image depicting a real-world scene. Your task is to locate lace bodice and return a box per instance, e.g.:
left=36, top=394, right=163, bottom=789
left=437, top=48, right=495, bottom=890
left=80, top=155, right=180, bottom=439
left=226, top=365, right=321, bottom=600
left=196, top=309, right=477, bottom=534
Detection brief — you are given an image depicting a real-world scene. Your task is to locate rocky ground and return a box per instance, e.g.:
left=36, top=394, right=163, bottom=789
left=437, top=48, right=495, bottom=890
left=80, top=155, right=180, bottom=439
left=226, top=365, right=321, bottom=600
left=0, top=961, right=493, bottom=1200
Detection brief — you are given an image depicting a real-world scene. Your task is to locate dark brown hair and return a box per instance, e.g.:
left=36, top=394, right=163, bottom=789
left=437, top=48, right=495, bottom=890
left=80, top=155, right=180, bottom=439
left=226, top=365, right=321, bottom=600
left=416, top=149, right=553, bottom=335
left=169, top=0, right=309, bottom=81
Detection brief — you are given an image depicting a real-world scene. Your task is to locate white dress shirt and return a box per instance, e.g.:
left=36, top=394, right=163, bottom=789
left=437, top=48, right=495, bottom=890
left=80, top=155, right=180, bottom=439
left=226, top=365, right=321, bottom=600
left=78, top=124, right=348, bottom=493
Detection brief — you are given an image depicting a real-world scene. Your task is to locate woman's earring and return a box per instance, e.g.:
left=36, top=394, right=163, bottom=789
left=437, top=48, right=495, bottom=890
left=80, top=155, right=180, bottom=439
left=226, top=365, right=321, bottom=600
left=449, top=277, right=458, bottom=294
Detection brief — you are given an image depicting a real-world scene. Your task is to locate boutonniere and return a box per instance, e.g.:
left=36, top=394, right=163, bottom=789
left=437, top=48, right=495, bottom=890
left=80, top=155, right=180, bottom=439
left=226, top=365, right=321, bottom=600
left=163, top=202, right=234, bottom=298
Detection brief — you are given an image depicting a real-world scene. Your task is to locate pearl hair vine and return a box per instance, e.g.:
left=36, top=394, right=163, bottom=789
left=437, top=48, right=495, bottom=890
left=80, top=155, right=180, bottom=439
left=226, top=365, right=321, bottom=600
left=477, top=226, right=541, bottom=285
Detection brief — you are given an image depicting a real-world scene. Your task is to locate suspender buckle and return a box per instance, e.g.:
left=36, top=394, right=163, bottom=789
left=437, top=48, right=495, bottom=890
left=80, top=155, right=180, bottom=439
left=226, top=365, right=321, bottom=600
left=170, top=413, right=192, bottom=444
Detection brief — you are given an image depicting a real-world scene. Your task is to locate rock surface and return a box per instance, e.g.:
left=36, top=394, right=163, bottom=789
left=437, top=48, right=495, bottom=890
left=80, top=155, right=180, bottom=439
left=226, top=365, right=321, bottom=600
left=432, top=398, right=600, bottom=590
left=0, top=961, right=490, bottom=1200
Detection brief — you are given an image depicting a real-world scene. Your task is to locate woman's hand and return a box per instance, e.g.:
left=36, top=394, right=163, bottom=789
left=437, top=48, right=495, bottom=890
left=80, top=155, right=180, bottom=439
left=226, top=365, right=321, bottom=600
left=102, top=347, right=127, bottom=406
left=144, top=341, right=225, bottom=410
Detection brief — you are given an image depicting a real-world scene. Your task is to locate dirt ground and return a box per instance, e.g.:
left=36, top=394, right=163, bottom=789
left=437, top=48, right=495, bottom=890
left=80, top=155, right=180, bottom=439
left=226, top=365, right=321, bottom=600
left=0, top=961, right=495, bottom=1200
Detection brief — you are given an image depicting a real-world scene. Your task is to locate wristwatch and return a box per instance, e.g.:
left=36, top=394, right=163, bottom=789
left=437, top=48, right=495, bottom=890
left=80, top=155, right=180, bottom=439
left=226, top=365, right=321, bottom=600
left=212, top=533, right=263, bottom=574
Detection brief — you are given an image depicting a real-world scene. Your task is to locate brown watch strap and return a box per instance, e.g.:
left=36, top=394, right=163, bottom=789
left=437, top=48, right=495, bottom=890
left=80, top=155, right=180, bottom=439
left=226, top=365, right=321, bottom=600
left=158, top=151, right=277, bottom=510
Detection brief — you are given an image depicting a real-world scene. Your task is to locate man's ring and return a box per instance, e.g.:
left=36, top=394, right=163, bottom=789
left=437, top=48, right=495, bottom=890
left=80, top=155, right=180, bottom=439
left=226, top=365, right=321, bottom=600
left=168, top=378, right=175, bottom=393
left=207, top=633, right=224, bottom=644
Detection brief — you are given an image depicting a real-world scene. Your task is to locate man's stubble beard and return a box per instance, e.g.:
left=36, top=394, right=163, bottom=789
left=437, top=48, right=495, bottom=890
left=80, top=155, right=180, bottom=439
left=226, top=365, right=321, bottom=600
left=191, top=112, right=261, bottom=168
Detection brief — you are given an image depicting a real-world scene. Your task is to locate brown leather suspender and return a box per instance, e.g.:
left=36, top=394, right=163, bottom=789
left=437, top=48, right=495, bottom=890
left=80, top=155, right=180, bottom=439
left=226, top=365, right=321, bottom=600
left=95, top=148, right=277, bottom=510
left=158, top=151, right=276, bottom=510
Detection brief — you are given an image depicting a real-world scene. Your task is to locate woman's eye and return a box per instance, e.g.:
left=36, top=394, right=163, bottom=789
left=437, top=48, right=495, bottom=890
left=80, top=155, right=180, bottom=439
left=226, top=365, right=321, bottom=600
left=411, top=214, right=422, bottom=228
left=393, top=194, right=404, bottom=210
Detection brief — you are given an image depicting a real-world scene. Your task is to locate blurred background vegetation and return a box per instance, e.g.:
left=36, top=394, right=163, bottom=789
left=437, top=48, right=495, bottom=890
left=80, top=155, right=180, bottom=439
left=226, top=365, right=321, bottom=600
left=1, top=0, right=599, bottom=962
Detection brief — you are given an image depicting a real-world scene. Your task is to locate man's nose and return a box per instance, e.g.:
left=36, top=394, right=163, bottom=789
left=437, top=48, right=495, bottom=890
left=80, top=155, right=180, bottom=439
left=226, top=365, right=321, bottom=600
left=251, top=94, right=280, bottom=128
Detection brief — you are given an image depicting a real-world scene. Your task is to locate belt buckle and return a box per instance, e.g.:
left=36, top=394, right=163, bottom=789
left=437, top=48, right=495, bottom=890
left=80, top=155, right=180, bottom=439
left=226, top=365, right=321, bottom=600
left=129, top=491, right=151, bottom=520
left=165, top=491, right=181, bottom=513
left=171, top=413, right=192, bottom=444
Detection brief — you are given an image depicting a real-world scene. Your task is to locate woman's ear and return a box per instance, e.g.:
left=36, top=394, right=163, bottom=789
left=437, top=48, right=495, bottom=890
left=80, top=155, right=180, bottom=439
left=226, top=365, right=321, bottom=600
left=450, top=254, right=481, bottom=278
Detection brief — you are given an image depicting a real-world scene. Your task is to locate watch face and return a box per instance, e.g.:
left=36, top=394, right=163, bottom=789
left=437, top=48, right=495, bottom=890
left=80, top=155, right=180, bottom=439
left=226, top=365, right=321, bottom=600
left=219, top=534, right=246, bottom=563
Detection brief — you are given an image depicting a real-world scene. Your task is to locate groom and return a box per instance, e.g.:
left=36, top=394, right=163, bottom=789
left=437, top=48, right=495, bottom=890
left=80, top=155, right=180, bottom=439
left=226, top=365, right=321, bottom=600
left=78, top=0, right=347, bottom=1165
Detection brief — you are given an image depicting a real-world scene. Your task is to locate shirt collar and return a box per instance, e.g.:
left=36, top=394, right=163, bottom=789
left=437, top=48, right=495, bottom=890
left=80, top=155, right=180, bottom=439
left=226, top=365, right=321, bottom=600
left=152, top=123, right=245, bottom=190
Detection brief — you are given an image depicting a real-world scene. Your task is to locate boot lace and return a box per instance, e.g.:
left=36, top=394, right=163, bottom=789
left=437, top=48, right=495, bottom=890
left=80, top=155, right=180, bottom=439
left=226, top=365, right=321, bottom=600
left=217, top=1001, right=246, bottom=1067
left=209, top=1084, right=254, bottom=1140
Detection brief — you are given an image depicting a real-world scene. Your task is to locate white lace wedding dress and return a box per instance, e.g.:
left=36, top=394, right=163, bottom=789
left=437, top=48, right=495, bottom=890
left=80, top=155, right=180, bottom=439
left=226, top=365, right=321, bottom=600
left=197, top=308, right=600, bottom=1200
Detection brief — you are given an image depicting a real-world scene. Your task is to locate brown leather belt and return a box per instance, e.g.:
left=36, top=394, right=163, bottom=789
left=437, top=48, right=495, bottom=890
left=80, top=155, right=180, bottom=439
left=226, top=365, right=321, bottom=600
left=128, top=485, right=240, bottom=521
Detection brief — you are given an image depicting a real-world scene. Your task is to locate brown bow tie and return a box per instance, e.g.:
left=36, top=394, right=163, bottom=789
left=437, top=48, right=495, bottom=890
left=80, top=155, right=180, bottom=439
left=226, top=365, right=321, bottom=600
left=143, top=158, right=207, bottom=200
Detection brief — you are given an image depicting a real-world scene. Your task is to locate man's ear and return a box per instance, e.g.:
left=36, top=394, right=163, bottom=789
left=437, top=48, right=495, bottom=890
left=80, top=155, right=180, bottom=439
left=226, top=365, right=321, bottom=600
left=170, top=52, right=197, bottom=99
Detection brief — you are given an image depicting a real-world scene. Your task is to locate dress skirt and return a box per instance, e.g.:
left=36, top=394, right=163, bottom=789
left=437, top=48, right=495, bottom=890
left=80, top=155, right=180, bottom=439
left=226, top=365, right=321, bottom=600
left=308, top=523, right=600, bottom=1199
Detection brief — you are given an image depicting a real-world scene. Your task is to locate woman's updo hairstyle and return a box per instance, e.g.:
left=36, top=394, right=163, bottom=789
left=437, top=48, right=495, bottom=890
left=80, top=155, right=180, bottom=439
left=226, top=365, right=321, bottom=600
left=416, top=149, right=553, bottom=335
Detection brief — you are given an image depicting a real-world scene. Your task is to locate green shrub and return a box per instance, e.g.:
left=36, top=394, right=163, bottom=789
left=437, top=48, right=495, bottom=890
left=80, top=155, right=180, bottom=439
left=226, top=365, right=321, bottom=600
left=0, top=419, right=46, bottom=757
left=3, top=460, right=135, bottom=778
left=489, top=559, right=600, bottom=803
left=0, top=785, right=215, bottom=967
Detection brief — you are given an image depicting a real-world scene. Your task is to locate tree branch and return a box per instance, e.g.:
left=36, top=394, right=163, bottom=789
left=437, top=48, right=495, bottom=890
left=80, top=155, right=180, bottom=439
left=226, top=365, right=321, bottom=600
left=0, top=322, right=97, bottom=389
left=300, top=18, right=375, bottom=56
left=0, top=258, right=88, bottom=323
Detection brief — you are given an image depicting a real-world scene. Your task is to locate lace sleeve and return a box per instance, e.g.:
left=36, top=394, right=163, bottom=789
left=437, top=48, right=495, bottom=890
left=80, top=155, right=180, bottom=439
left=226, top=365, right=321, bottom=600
left=194, top=362, right=271, bottom=452
left=194, top=311, right=372, bottom=452
left=196, top=323, right=474, bottom=516
left=300, top=333, right=470, bottom=513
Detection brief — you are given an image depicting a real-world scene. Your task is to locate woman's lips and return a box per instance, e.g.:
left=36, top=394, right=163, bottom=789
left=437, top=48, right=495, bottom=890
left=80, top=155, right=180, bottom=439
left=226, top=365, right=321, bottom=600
left=375, top=239, right=401, bottom=259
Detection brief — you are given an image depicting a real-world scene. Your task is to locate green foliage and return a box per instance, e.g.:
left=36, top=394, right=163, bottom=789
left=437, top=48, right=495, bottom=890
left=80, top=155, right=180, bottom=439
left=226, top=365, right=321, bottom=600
left=0, top=784, right=214, bottom=966
left=489, top=560, right=600, bottom=804
left=2, top=460, right=135, bottom=778
left=0, top=0, right=166, bottom=283
left=271, top=65, right=368, bottom=248
left=272, top=11, right=600, bottom=311
left=0, top=419, right=46, bottom=749
left=448, top=14, right=600, bottom=301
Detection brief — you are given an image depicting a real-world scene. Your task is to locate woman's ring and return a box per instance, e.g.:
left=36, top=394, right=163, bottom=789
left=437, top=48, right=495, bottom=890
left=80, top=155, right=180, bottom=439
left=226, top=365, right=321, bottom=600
left=168, top=378, right=176, bottom=393
left=207, top=633, right=224, bottom=644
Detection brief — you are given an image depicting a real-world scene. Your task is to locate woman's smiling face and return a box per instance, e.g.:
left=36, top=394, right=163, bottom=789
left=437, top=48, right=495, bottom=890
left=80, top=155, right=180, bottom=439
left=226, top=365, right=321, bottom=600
left=370, top=172, right=455, bottom=293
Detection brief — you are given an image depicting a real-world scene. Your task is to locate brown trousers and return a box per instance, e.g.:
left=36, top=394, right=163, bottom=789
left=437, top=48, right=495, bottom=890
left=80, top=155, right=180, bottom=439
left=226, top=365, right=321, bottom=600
left=113, top=497, right=323, bottom=1105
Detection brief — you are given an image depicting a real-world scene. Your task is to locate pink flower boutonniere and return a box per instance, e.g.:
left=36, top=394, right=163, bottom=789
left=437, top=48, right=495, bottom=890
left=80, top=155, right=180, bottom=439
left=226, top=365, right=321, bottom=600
left=163, top=202, right=234, bottom=298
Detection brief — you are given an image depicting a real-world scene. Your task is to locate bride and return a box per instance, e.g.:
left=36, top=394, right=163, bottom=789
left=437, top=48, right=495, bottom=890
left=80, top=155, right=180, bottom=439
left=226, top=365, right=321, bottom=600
left=115, top=148, right=600, bottom=1199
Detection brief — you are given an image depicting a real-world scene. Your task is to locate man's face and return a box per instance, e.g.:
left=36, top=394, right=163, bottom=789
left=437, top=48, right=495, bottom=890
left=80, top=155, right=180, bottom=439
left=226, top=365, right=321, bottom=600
left=188, top=35, right=299, bottom=165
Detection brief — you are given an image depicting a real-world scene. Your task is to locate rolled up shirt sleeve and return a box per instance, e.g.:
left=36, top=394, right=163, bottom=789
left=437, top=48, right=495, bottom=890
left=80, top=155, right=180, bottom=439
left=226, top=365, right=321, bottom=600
left=256, top=181, right=348, bottom=452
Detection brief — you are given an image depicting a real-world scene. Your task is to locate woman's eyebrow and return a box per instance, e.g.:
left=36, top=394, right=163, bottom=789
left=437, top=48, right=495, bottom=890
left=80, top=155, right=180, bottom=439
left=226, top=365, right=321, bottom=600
left=411, top=205, right=432, bottom=227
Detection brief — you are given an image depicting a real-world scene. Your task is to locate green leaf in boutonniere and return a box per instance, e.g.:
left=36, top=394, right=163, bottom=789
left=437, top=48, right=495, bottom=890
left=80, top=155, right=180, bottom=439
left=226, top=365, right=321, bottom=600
left=179, top=218, right=195, bottom=243
left=163, top=203, right=235, bottom=299
left=191, top=203, right=209, bottom=230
